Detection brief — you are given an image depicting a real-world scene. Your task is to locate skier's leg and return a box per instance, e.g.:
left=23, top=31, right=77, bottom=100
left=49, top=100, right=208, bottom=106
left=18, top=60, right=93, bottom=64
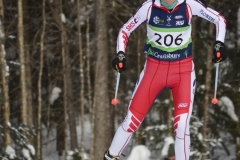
left=171, top=61, right=196, bottom=160
left=108, top=109, right=145, bottom=155
left=108, top=58, right=166, bottom=156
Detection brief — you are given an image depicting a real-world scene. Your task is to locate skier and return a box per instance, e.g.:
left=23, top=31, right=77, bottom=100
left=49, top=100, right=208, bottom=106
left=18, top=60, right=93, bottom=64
left=104, top=0, right=227, bottom=159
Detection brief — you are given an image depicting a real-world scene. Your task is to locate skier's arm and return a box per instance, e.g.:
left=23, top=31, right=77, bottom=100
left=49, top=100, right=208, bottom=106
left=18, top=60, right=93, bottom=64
left=116, top=0, right=152, bottom=53
left=187, top=0, right=226, bottom=43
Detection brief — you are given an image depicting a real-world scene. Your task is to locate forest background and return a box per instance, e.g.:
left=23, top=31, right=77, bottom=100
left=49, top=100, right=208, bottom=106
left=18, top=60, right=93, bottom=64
left=0, top=0, right=239, bottom=160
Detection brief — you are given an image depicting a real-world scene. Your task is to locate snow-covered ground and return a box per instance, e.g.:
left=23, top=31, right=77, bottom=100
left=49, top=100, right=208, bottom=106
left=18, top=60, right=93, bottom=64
left=40, top=112, right=237, bottom=160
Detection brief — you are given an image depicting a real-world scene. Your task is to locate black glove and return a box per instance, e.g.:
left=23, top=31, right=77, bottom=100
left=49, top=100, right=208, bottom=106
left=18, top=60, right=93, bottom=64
left=212, top=41, right=228, bottom=63
left=111, top=51, right=126, bottom=73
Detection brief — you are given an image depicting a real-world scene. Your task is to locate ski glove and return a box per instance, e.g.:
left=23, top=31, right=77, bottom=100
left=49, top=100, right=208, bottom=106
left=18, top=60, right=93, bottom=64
left=111, top=51, right=126, bottom=73
left=212, top=41, right=228, bottom=63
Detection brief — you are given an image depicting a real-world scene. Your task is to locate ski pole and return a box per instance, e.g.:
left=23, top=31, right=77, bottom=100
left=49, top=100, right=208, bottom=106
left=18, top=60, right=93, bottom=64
left=211, top=52, right=220, bottom=104
left=111, top=63, right=122, bottom=105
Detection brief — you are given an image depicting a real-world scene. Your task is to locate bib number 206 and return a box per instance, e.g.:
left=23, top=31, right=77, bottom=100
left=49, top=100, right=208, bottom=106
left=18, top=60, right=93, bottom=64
left=155, top=33, right=183, bottom=46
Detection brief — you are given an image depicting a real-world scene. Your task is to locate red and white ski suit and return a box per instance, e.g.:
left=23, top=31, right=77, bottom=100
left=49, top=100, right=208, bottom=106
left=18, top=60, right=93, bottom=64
left=109, top=0, right=226, bottom=160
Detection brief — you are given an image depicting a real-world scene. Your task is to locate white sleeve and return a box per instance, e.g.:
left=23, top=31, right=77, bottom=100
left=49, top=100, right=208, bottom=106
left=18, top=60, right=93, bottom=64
left=116, top=0, right=152, bottom=53
left=187, top=0, right=226, bottom=43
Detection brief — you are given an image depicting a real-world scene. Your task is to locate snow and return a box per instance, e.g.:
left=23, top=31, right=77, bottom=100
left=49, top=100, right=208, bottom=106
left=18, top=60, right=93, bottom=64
left=21, top=144, right=35, bottom=160
left=197, top=133, right=203, bottom=141
left=198, top=69, right=203, bottom=75
left=66, top=151, right=74, bottom=160
left=163, top=99, right=170, bottom=104
left=22, top=148, right=31, bottom=160
left=218, top=96, right=239, bottom=122
left=5, top=146, right=16, bottom=159
left=127, top=145, right=151, bottom=160
left=2, top=95, right=238, bottom=160
left=49, top=87, right=62, bottom=105
left=60, top=13, right=66, bottom=23
left=8, top=35, right=16, bottom=39
left=161, top=136, right=174, bottom=157
left=27, top=144, right=35, bottom=156
left=2, top=108, right=237, bottom=160
left=145, top=124, right=167, bottom=131
left=42, top=115, right=91, bottom=160
left=9, top=61, right=20, bottom=66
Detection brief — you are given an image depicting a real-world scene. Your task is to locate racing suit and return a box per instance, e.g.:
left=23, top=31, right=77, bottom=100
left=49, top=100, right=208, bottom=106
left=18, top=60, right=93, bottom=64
left=109, top=0, right=226, bottom=159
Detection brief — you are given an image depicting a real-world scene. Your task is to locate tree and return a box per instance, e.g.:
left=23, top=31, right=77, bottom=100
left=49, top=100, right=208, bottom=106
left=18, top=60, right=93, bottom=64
left=36, top=0, right=46, bottom=158
left=49, top=0, right=78, bottom=151
left=77, top=0, right=85, bottom=157
left=0, top=0, right=11, bottom=149
left=201, top=21, right=214, bottom=160
left=17, top=0, right=28, bottom=126
left=92, top=0, right=111, bottom=159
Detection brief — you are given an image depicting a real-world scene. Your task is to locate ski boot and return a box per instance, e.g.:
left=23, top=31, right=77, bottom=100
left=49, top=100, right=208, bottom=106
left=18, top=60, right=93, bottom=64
left=103, top=150, right=120, bottom=160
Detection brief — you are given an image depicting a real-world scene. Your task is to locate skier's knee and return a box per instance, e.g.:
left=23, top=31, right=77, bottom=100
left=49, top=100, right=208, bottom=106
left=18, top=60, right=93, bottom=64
left=174, top=113, right=190, bottom=137
left=122, top=111, right=142, bottom=133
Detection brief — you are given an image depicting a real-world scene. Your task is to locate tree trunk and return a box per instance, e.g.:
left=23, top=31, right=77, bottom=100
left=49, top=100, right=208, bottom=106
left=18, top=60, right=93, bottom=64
left=202, top=4, right=215, bottom=159
left=17, top=0, right=28, bottom=125
left=86, top=1, right=95, bottom=158
left=0, top=0, right=11, bottom=148
left=92, top=0, right=110, bottom=159
left=36, top=0, right=46, bottom=158
left=77, top=0, right=85, bottom=157
left=25, top=49, right=33, bottom=127
left=22, top=0, right=34, bottom=146
left=49, top=0, right=78, bottom=151
left=22, top=0, right=33, bottom=126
